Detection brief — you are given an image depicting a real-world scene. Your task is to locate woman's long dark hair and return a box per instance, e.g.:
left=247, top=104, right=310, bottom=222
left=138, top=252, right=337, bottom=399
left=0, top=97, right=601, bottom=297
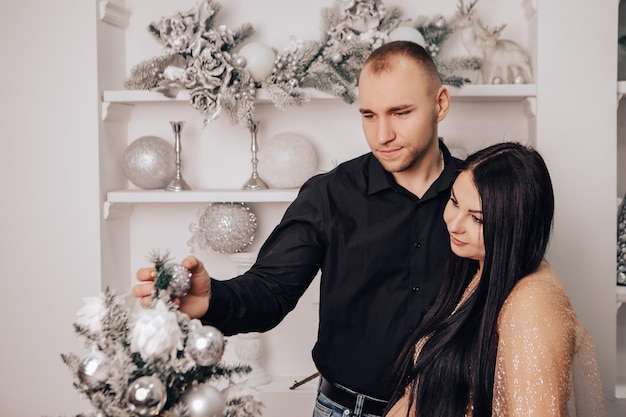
left=386, top=142, right=554, bottom=417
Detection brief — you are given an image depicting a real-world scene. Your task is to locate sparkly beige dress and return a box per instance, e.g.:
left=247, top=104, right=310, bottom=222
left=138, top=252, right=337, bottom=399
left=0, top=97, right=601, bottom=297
left=386, top=262, right=606, bottom=417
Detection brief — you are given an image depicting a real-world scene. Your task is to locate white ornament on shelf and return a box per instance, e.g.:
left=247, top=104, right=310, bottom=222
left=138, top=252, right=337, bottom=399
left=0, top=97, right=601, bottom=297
left=388, top=26, right=426, bottom=47
left=230, top=252, right=272, bottom=387
left=237, top=42, right=276, bottom=82
left=258, top=132, right=319, bottom=189
left=122, top=136, right=176, bottom=189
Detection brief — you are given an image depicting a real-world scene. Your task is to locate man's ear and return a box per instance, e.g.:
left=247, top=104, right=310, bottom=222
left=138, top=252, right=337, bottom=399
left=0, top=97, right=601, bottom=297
left=435, top=87, right=450, bottom=122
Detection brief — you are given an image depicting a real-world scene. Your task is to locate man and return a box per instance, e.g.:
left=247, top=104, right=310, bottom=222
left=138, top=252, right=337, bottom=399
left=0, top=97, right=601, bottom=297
left=133, top=41, right=456, bottom=417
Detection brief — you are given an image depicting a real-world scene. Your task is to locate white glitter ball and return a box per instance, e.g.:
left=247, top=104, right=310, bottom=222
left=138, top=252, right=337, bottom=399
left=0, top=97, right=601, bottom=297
left=258, top=132, right=318, bottom=189
left=122, top=136, right=176, bottom=189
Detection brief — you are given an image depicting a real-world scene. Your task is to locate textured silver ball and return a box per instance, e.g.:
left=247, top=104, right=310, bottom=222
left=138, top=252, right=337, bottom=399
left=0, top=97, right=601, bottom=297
left=78, top=351, right=110, bottom=389
left=513, top=75, right=525, bottom=84
left=126, top=375, right=167, bottom=416
left=123, top=136, right=176, bottom=189
left=492, top=76, right=503, bottom=85
left=185, top=325, right=225, bottom=366
left=198, top=203, right=257, bottom=254
left=258, top=132, right=318, bottom=189
left=181, top=384, right=225, bottom=417
left=164, top=263, right=191, bottom=297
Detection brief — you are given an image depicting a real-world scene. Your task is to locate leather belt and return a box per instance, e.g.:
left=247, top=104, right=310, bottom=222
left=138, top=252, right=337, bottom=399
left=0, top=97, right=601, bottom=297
left=319, top=377, right=388, bottom=416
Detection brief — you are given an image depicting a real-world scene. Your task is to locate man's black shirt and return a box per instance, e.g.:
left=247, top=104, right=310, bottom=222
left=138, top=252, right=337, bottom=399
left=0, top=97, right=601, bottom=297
left=202, top=141, right=458, bottom=399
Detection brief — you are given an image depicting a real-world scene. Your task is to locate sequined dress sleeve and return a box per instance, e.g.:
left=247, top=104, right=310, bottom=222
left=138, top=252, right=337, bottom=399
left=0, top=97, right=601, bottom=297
left=493, top=264, right=606, bottom=417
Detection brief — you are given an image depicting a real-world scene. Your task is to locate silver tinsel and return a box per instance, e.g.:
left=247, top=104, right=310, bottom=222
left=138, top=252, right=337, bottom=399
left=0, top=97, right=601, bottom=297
left=189, top=202, right=258, bottom=254
left=617, top=197, right=626, bottom=285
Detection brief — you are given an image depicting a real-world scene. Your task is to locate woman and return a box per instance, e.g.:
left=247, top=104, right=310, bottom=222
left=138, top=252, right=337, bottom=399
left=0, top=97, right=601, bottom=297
left=385, top=142, right=605, bottom=417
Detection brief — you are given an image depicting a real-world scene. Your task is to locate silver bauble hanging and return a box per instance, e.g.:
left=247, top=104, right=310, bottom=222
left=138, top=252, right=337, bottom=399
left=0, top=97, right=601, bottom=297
left=181, top=383, right=226, bottom=417
left=125, top=375, right=167, bottom=417
left=78, top=351, right=110, bottom=389
left=185, top=325, right=225, bottom=366
left=164, top=263, right=191, bottom=297
left=197, top=203, right=257, bottom=254
left=123, top=136, right=176, bottom=189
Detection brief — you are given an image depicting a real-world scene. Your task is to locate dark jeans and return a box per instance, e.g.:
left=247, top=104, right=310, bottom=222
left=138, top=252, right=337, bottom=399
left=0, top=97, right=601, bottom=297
left=312, top=391, right=382, bottom=417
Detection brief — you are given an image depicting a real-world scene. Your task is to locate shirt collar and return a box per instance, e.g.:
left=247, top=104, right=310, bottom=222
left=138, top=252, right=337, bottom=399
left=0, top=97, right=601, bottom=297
left=367, top=139, right=459, bottom=196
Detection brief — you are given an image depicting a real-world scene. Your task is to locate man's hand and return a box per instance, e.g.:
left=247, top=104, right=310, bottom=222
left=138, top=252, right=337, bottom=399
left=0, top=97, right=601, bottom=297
left=131, top=255, right=211, bottom=319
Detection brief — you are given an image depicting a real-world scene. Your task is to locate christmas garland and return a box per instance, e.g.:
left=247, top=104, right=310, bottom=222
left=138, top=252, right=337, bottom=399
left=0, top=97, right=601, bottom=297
left=125, top=0, right=480, bottom=130
left=59, top=251, right=262, bottom=417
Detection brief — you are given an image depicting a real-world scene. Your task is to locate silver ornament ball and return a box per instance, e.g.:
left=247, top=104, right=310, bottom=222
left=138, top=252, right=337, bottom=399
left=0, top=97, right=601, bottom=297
left=181, top=384, right=226, bottom=417
left=185, top=325, right=225, bottom=366
left=513, top=75, right=525, bottom=84
left=198, top=203, right=257, bottom=254
left=492, top=76, right=503, bottom=85
left=123, top=136, right=176, bottom=189
left=125, top=375, right=167, bottom=417
left=164, top=263, right=191, bottom=297
left=78, top=351, right=110, bottom=389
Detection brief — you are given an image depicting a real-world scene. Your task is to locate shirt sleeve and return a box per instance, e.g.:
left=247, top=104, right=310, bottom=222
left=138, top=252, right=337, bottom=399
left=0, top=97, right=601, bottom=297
left=200, top=177, right=327, bottom=335
left=493, top=278, right=577, bottom=417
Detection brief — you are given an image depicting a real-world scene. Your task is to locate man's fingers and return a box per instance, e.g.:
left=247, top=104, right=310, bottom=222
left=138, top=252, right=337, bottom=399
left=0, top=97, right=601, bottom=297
left=139, top=296, right=152, bottom=308
left=136, top=267, right=156, bottom=282
left=131, top=282, right=154, bottom=298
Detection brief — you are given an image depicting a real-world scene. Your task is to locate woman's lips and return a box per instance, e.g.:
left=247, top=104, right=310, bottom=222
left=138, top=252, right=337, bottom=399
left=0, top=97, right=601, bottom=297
left=449, top=235, right=466, bottom=246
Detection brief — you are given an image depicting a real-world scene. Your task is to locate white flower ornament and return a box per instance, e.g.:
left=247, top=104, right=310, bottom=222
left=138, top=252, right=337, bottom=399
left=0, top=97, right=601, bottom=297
left=76, top=296, right=106, bottom=333
left=130, top=299, right=184, bottom=361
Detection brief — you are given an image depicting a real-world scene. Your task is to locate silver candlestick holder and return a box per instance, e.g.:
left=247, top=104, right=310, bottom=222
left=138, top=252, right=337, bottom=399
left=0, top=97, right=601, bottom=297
left=167, top=121, right=191, bottom=192
left=242, top=121, right=268, bottom=190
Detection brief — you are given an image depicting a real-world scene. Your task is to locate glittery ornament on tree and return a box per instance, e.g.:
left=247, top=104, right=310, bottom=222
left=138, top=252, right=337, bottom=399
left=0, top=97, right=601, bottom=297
left=150, top=250, right=192, bottom=298
left=185, top=322, right=225, bottom=366
left=164, top=263, right=191, bottom=297
left=122, top=136, right=176, bottom=189
left=125, top=375, right=167, bottom=417
left=617, top=197, right=626, bottom=285
left=257, top=132, right=319, bottom=189
left=188, top=203, right=258, bottom=254
left=181, top=383, right=226, bottom=417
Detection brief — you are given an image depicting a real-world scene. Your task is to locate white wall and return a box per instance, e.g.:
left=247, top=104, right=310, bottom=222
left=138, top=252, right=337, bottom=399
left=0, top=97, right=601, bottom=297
left=0, top=0, right=622, bottom=416
left=0, top=1, right=100, bottom=416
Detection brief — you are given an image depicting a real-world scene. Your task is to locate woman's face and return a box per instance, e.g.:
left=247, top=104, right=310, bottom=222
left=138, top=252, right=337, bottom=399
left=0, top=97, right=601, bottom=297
left=443, top=170, right=485, bottom=263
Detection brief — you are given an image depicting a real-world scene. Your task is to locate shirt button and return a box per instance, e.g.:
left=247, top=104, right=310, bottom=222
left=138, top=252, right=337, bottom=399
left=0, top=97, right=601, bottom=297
left=413, top=242, right=422, bottom=248
left=412, top=286, right=420, bottom=292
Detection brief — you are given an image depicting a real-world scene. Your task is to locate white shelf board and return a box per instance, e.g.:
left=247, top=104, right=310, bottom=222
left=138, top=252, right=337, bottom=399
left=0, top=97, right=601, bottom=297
left=102, top=84, right=537, bottom=105
left=104, top=189, right=298, bottom=219
left=107, top=189, right=299, bottom=203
